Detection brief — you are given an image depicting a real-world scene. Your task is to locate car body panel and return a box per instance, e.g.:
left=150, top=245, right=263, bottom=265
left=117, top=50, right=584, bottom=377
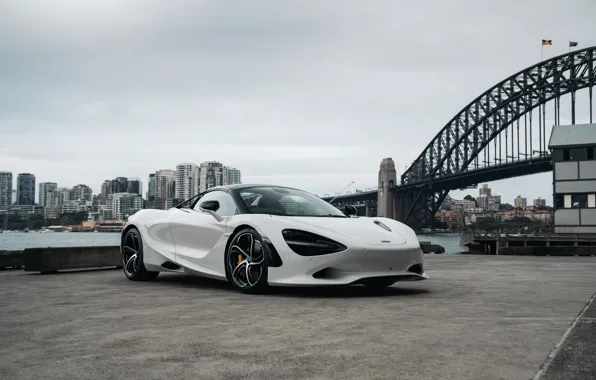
left=121, top=184, right=428, bottom=287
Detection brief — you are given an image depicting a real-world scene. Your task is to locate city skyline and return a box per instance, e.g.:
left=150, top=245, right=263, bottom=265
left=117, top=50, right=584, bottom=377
left=1, top=1, right=594, bottom=204
left=0, top=166, right=552, bottom=208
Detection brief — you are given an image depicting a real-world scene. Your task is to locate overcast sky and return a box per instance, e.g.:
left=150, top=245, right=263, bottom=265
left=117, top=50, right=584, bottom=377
left=1, top=0, right=595, bottom=204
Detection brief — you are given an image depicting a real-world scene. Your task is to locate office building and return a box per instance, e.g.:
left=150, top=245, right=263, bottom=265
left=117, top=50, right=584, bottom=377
left=16, top=173, right=36, bottom=205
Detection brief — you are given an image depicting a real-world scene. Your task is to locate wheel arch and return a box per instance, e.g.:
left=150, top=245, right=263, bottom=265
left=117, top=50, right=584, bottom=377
left=120, top=223, right=139, bottom=249
left=224, top=224, right=256, bottom=253
left=224, top=223, right=283, bottom=268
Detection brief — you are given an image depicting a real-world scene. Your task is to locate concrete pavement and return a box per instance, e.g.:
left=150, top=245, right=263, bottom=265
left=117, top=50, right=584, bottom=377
left=1, top=255, right=595, bottom=380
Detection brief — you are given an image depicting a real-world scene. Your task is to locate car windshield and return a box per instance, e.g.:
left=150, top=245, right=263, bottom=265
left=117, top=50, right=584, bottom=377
left=235, top=186, right=347, bottom=217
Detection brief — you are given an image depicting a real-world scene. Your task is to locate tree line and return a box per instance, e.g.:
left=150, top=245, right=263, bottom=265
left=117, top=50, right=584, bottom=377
left=1, top=211, right=89, bottom=231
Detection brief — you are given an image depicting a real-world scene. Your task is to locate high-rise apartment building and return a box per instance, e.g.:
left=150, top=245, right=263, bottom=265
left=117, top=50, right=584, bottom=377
left=479, top=184, right=491, bottom=197
left=155, top=170, right=176, bottom=200
left=175, top=163, right=199, bottom=200
left=514, top=195, right=527, bottom=209
left=52, top=187, right=72, bottom=207
left=108, top=193, right=144, bottom=220
left=224, top=166, right=241, bottom=186
left=127, top=178, right=142, bottom=196
left=71, top=184, right=93, bottom=201
left=38, top=182, right=57, bottom=206
left=198, top=161, right=224, bottom=193
left=111, top=177, right=128, bottom=193
left=0, top=172, right=13, bottom=209
left=533, top=197, right=547, bottom=208
left=16, top=173, right=36, bottom=205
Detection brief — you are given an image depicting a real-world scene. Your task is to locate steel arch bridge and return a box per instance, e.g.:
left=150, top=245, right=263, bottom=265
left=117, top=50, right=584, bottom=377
left=395, top=45, right=596, bottom=229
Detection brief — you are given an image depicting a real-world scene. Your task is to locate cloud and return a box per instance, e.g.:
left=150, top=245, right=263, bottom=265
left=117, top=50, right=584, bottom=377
left=1, top=0, right=595, bottom=205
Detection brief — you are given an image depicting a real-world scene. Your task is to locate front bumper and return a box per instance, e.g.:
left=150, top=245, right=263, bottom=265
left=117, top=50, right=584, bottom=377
left=266, top=243, right=428, bottom=286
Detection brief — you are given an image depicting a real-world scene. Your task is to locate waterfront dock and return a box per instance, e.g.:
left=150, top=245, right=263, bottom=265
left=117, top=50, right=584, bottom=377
left=1, top=254, right=595, bottom=379
left=464, top=232, right=596, bottom=255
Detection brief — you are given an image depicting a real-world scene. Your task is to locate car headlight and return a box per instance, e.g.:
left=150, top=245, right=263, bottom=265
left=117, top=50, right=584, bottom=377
left=282, top=229, right=347, bottom=256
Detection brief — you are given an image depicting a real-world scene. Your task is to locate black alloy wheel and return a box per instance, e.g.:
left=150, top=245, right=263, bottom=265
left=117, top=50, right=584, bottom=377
left=225, top=227, right=269, bottom=293
left=121, top=227, right=159, bottom=281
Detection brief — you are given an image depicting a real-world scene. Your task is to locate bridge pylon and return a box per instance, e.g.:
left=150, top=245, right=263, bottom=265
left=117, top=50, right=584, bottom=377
left=377, top=158, right=397, bottom=219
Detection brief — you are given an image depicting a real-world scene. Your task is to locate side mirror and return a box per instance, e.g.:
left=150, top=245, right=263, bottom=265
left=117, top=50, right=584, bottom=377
left=198, top=200, right=224, bottom=222
left=199, top=200, right=220, bottom=212
left=344, top=205, right=358, bottom=217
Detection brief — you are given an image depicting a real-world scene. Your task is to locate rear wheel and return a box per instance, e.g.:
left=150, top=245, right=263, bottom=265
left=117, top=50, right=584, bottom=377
left=225, top=228, right=269, bottom=294
left=121, top=227, right=159, bottom=281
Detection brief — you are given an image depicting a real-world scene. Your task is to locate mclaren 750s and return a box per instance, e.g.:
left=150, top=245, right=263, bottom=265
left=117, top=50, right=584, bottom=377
left=120, top=184, right=428, bottom=293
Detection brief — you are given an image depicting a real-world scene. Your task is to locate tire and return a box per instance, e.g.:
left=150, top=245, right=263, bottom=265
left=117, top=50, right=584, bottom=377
left=361, top=279, right=396, bottom=289
left=121, top=227, right=159, bottom=281
left=225, top=227, right=269, bottom=294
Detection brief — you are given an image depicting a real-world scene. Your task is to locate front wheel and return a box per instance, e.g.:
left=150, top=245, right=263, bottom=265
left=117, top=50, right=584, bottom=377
left=121, top=227, right=159, bottom=281
left=225, top=228, right=269, bottom=294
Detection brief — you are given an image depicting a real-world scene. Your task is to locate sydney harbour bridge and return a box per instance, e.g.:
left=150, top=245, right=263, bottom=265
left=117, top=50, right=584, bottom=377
left=322, top=45, right=596, bottom=230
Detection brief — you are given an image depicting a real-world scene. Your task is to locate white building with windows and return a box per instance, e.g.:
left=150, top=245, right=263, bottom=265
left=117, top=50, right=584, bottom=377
left=549, top=123, right=596, bottom=234
left=175, top=163, right=199, bottom=200
left=39, top=182, right=57, bottom=206
left=224, top=166, right=241, bottom=186
left=108, top=193, right=143, bottom=220
left=155, top=170, right=176, bottom=200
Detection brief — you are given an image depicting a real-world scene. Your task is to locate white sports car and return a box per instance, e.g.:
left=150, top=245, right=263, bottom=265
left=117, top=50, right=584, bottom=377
left=121, top=184, right=428, bottom=293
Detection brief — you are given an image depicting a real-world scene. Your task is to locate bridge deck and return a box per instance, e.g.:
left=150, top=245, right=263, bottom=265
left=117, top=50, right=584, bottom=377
left=1, top=255, right=595, bottom=380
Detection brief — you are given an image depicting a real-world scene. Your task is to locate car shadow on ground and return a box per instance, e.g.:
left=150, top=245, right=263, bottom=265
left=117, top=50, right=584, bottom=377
left=153, top=273, right=431, bottom=298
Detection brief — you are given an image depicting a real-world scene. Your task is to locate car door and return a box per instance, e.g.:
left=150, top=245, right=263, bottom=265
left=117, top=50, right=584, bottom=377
left=168, top=190, right=239, bottom=275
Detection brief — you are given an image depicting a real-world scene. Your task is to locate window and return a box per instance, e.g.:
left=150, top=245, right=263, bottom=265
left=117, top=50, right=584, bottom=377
left=194, top=190, right=238, bottom=216
left=564, top=194, right=572, bottom=208
left=588, top=194, right=596, bottom=208
left=570, top=148, right=587, bottom=161
left=563, top=148, right=570, bottom=161
left=236, top=186, right=347, bottom=217
left=588, top=147, right=595, bottom=160
left=555, top=194, right=565, bottom=209
left=571, top=194, right=586, bottom=208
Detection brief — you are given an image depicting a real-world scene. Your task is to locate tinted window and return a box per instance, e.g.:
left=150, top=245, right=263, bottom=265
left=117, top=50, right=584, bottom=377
left=194, top=190, right=238, bottom=216
left=570, top=148, right=586, bottom=161
left=571, top=194, right=586, bottom=208
left=588, top=147, right=595, bottom=160
left=555, top=194, right=564, bottom=209
left=553, top=149, right=564, bottom=162
left=236, top=186, right=346, bottom=217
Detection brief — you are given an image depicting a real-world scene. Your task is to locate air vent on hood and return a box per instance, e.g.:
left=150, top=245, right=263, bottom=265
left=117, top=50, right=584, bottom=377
left=373, top=220, right=392, bottom=232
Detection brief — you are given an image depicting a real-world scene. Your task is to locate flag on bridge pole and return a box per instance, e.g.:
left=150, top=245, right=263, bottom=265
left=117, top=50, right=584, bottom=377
left=541, top=39, right=552, bottom=61
left=569, top=41, right=579, bottom=52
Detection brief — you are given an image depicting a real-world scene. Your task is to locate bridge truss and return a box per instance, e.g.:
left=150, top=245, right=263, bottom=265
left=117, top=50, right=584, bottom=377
left=397, top=46, right=596, bottom=229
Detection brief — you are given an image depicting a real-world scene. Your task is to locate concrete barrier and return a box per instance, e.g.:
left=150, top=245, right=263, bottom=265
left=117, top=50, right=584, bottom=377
left=23, top=246, right=122, bottom=274
left=0, top=250, right=24, bottom=269
left=499, top=246, right=596, bottom=256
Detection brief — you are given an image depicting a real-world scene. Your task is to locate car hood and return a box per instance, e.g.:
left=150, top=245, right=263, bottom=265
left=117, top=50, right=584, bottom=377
left=269, top=215, right=406, bottom=245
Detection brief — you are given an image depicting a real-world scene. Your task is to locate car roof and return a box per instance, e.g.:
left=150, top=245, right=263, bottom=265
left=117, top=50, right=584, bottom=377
left=211, top=184, right=303, bottom=192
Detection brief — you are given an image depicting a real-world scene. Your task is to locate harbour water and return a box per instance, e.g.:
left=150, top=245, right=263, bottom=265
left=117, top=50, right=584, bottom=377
left=2, top=232, right=467, bottom=253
